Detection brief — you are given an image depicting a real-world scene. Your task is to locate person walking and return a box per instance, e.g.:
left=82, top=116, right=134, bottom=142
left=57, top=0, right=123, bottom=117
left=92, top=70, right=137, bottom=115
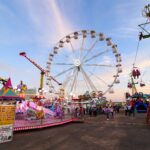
left=131, top=104, right=135, bottom=117
left=124, top=104, right=128, bottom=116
left=105, top=106, right=110, bottom=120
left=127, top=104, right=131, bottom=116
left=130, top=100, right=136, bottom=116
left=110, top=106, right=114, bottom=119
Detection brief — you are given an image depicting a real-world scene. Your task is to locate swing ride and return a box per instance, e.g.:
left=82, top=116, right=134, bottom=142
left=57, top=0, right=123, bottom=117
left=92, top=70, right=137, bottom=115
left=126, top=4, right=150, bottom=112
left=127, top=4, right=150, bottom=95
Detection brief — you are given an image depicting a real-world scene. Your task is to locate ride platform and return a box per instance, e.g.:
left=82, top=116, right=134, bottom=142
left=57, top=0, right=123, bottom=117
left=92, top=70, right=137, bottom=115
left=14, top=117, right=79, bottom=131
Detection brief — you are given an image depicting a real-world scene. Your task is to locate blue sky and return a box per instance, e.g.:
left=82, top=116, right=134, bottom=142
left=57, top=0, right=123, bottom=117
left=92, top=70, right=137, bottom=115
left=0, top=0, right=150, bottom=101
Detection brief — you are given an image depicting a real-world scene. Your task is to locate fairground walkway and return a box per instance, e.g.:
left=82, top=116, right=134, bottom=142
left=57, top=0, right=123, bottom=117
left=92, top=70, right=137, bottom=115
left=0, top=111, right=150, bottom=150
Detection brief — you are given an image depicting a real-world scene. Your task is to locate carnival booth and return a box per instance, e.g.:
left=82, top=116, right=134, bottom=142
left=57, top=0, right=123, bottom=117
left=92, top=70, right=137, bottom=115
left=131, top=93, right=148, bottom=113
left=0, top=78, right=22, bottom=143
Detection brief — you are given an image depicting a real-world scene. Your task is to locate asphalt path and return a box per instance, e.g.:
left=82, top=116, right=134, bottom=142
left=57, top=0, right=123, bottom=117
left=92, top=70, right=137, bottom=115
left=0, top=112, right=150, bottom=150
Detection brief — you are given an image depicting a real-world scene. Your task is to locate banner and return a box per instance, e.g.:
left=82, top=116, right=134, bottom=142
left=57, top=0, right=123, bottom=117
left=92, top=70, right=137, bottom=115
left=0, top=105, right=16, bottom=144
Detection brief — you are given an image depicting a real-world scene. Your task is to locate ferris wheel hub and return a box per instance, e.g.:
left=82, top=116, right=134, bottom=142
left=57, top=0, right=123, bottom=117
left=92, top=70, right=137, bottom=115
left=74, top=59, right=81, bottom=67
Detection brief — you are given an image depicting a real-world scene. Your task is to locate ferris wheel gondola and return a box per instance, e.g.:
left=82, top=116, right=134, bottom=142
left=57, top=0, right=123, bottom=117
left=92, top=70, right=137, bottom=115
left=46, top=30, right=122, bottom=99
left=140, top=81, right=146, bottom=87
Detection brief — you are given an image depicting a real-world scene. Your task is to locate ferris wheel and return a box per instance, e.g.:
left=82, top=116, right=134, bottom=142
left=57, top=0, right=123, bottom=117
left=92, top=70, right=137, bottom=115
left=46, top=30, right=122, bottom=99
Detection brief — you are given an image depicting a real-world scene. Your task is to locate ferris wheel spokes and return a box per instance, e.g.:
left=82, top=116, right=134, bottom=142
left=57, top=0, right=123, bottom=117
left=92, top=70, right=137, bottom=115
left=80, top=69, right=96, bottom=92
left=85, top=64, right=115, bottom=67
left=79, top=36, right=85, bottom=60
left=68, top=40, right=77, bottom=59
left=62, top=68, right=77, bottom=90
left=82, top=73, right=91, bottom=92
left=81, top=67, right=98, bottom=92
left=88, top=71, right=109, bottom=86
left=69, top=68, right=79, bottom=94
left=82, top=39, right=98, bottom=61
left=52, top=63, right=74, bottom=66
left=54, top=66, right=75, bottom=78
left=83, top=49, right=110, bottom=64
left=62, top=69, right=76, bottom=88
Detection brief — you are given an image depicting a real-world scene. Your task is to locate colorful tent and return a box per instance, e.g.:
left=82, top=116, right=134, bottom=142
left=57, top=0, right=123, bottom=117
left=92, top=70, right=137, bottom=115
left=131, top=93, right=150, bottom=99
left=0, top=78, right=23, bottom=100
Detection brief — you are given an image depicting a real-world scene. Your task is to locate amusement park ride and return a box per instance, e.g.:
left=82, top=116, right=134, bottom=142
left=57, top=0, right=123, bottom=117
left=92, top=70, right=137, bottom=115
left=139, top=4, right=150, bottom=40
left=127, top=3, right=150, bottom=97
left=0, top=77, right=7, bottom=86
left=46, top=30, right=122, bottom=100
left=19, top=52, right=61, bottom=95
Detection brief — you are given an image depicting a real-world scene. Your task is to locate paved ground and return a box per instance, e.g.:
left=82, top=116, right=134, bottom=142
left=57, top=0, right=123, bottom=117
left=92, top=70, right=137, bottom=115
left=0, top=112, right=150, bottom=150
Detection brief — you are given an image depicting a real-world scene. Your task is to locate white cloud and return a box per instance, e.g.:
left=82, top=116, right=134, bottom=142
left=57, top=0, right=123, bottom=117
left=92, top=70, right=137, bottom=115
left=22, top=0, right=74, bottom=46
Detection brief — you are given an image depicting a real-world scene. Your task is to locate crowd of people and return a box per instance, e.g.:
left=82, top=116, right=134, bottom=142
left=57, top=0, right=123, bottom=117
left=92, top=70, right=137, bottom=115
left=73, top=106, right=100, bottom=118
left=71, top=100, right=150, bottom=124
left=123, top=99, right=150, bottom=123
left=102, top=105, right=121, bottom=120
left=72, top=104, right=121, bottom=120
left=124, top=103, right=135, bottom=116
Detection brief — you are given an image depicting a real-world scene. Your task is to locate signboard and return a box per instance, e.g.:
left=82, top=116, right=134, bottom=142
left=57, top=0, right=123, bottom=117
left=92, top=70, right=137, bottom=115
left=0, top=105, right=16, bottom=144
left=0, top=125, right=13, bottom=143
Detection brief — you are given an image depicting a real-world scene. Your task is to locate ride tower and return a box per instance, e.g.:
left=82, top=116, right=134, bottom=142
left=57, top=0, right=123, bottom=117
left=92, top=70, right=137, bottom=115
left=127, top=69, right=139, bottom=96
left=19, top=52, right=61, bottom=96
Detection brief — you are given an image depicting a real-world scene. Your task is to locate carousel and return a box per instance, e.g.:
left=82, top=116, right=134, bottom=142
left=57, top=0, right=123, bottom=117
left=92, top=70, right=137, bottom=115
left=0, top=78, right=77, bottom=131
